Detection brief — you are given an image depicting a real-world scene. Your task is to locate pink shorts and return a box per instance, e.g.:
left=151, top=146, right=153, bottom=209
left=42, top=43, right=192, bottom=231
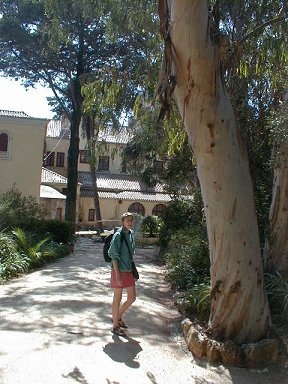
left=110, top=270, right=135, bottom=289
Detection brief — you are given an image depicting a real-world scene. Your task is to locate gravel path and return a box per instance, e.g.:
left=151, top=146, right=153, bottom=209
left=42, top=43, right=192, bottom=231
left=0, top=238, right=287, bottom=384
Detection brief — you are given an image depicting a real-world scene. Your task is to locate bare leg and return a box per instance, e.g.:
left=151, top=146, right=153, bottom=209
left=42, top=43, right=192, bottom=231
left=112, top=288, right=122, bottom=328
left=118, top=286, right=136, bottom=321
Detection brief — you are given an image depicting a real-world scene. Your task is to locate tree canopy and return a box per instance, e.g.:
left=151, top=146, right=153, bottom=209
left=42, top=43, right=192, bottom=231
left=0, top=0, right=160, bottom=117
left=0, top=0, right=161, bottom=225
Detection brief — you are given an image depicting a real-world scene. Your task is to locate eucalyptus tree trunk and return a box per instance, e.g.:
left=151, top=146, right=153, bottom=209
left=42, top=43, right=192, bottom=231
left=267, top=140, right=288, bottom=277
left=161, top=0, right=270, bottom=343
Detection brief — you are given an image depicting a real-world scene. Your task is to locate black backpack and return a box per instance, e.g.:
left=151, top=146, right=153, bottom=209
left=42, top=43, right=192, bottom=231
left=103, top=233, right=114, bottom=262
left=103, top=231, right=124, bottom=262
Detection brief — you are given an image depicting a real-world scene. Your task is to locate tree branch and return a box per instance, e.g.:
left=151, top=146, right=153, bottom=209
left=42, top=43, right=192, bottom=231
left=237, top=14, right=284, bottom=46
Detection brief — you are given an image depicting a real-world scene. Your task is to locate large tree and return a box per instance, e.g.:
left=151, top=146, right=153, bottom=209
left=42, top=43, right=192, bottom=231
left=0, top=0, right=160, bottom=230
left=218, top=0, right=288, bottom=259
left=0, top=0, right=106, bottom=226
left=81, top=70, right=123, bottom=232
left=158, top=0, right=276, bottom=344
left=266, top=102, right=288, bottom=277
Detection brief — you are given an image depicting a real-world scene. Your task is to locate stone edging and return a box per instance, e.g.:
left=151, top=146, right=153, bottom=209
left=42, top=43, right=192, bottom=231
left=182, top=318, right=279, bottom=367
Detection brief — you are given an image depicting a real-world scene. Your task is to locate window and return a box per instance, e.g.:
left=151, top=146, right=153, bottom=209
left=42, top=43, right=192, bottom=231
left=152, top=204, right=166, bottom=218
left=88, top=209, right=95, bottom=221
left=121, top=158, right=127, bottom=173
left=0, top=132, right=10, bottom=159
left=128, top=202, right=145, bottom=216
left=45, top=151, right=55, bottom=166
left=0, top=133, right=8, bottom=151
left=56, top=152, right=65, bottom=167
left=56, top=207, right=62, bottom=221
left=80, top=150, right=90, bottom=163
left=98, top=156, right=109, bottom=171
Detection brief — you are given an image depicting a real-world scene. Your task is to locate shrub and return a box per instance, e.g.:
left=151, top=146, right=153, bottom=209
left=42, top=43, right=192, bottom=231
left=164, top=227, right=210, bottom=290
left=0, top=229, right=70, bottom=282
left=140, top=215, right=162, bottom=237
left=265, top=272, right=288, bottom=319
left=0, top=186, right=47, bottom=231
left=13, top=228, right=71, bottom=267
left=30, top=219, right=74, bottom=244
left=0, top=232, right=29, bottom=280
left=12, top=228, right=53, bottom=268
left=186, top=281, right=211, bottom=320
left=159, top=188, right=205, bottom=248
left=0, top=187, right=74, bottom=244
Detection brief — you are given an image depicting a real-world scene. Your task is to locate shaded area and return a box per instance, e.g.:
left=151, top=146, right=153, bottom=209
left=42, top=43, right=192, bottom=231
left=103, top=335, right=142, bottom=368
left=62, top=366, right=89, bottom=384
left=0, top=239, right=180, bottom=351
left=0, top=238, right=287, bottom=384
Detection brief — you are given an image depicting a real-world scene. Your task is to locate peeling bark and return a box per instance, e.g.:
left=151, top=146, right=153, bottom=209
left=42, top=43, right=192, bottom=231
left=160, top=0, right=271, bottom=343
left=267, top=140, right=288, bottom=277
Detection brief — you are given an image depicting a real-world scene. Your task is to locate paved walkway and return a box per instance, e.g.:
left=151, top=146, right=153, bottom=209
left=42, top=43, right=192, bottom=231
left=0, top=238, right=287, bottom=384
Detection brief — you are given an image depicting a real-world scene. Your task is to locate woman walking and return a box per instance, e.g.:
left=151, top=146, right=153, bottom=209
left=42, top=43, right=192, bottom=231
left=108, top=212, right=137, bottom=336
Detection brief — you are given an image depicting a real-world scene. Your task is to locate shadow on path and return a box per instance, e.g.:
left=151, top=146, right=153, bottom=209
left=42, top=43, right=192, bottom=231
left=62, top=366, right=90, bottom=384
left=103, top=335, right=142, bottom=368
left=1, top=238, right=287, bottom=384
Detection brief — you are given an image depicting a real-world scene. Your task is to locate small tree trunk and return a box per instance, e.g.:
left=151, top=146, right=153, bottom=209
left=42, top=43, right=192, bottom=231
left=65, top=112, right=81, bottom=227
left=267, top=140, right=288, bottom=277
left=65, top=30, right=86, bottom=233
left=164, top=0, right=271, bottom=343
left=90, top=163, right=103, bottom=232
left=83, top=116, right=103, bottom=232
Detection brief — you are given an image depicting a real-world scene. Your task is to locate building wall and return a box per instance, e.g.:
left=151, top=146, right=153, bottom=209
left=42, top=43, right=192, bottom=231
left=45, top=137, right=125, bottom=175
left=40, top=198, right=66, bottom=220
left=44, top=136, right=69, bottom=177
left=0, top=115, right=47, bottom=200
left=79, top=197, right=119, bottom=229
left=79, top=196, right=168, bottom=229
left=78, top=141, right=125, bottom=174
left=44, top=122, right=170, bottom=226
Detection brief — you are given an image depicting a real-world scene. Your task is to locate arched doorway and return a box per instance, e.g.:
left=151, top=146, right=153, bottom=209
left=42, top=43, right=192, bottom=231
left=128, top=202, right=145, bottom=216
left=152, top=204, right=166, bottom=218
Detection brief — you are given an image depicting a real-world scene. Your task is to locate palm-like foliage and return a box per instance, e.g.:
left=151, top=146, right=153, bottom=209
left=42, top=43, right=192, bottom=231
left=0, top=231, right=29, bottom=280
left=265, top=272, right=288, bottom=318
left=1, top=228, right=69, bottom=282
left=187, top=282, right=211, bottom=319
left=12, top=228, right=56, bottom=267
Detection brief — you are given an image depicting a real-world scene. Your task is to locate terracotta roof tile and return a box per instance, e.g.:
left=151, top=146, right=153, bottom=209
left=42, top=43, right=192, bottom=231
left=0, top=110, right=30, bottom=118
left=46, top=119, right=132, bottom=144
left=98, top=128, right=133, bottom=144
left=41, top=169, right=171, bottom=202
left=78, top=172, right=165, bottom=193
left=80, top=189, right=171, bottom=202
left=40, top=185, right=66, bottom=199
left=41, top=167, right=68, bottom=184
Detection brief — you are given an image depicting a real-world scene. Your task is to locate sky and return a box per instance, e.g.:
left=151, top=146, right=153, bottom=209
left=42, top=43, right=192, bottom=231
left=0, top=77, right=54, bottom=119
